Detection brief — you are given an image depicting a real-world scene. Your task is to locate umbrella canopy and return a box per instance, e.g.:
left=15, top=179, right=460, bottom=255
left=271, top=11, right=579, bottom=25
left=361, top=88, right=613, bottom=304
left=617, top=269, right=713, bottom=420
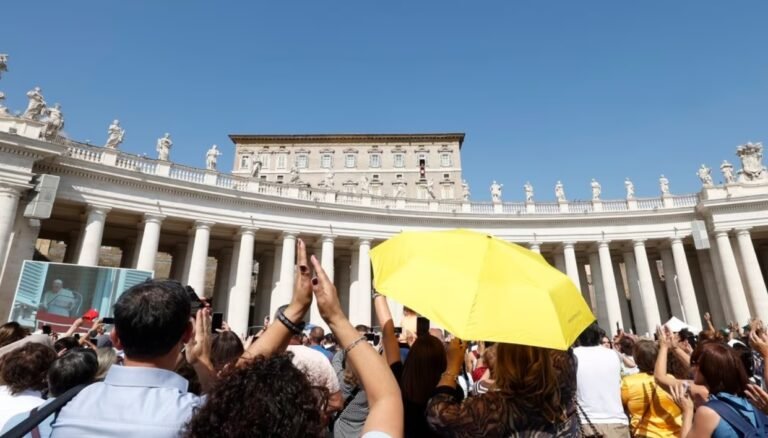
left=370, top=229, right=595, bottom=350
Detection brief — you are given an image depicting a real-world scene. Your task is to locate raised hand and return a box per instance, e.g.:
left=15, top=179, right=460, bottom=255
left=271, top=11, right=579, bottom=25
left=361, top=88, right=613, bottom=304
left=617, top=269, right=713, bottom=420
left=292, top=239, right=313, bottom=309
left=669, top=382, right=694, bottom=413
left=746, top=384, right=768, bottom=414
left=750, top=330, right=768, bottom=358
left=445, top=338, right=468, bottom=374
left=309, top=254, right=344, bottom=325
left=186, top=308, right=212, bottom=366
left=656, top=325, right=671, bottom=349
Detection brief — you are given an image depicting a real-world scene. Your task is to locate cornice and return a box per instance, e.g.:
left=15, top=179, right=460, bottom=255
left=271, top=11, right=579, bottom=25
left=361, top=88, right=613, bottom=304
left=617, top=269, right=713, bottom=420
left=229, top=133, right=466, bottom=147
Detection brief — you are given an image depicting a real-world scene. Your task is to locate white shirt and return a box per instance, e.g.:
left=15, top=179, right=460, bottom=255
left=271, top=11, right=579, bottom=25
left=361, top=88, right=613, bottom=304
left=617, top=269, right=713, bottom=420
left=287, top=345, right=340, bottom=393
left=573, top=346, right=628, bottom=425
left=0, top=386, right=45, bottom=430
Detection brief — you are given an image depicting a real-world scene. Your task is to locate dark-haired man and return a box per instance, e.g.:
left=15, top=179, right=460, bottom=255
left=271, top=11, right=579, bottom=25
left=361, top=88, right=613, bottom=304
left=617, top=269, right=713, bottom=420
left=308, top=326, right=333, bottom=361
left=50, top=280, right=214, bottom=437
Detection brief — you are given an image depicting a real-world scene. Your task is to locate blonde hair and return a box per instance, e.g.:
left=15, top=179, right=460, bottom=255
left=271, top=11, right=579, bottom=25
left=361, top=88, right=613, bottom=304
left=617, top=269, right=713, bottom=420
left=95, top=347, right=117, bottom=380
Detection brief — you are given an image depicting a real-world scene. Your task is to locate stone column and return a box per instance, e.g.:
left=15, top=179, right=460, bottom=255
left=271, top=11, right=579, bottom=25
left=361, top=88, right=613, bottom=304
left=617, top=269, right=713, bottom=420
left=650, top=257, right=670, bottom=321
left=578, top=260, right=593, bottom=309
left=311, top=235, right=335, bottom=328
left=613, top=261, right=632, bottom=331
left=274, top=232, right=297, bottom=313
left=598, top=241, right=624, bottom=331
left=529, top=243, right=541, bottom=254
left=708, top=241, right=733, bottom=321
left=714, top=231, right=751, bottom=324
left=350, top=239, right=372, bottom=326
left=0, top=217, right=41, bottom=320
left=228, top=227, right=257, bottom=336
left=588, top=252, right=608, bottom=330
left=623, top=250, right=647, bottom=336
left=136, top=214, right=165, bottom=272
left=660, top=248, right=684, bottom=320
left=187, top=221, right=213, bottom=296
left=269, top=244, right=284, bottom=318
left=633, top=239, right=662, bottom=330
left=563, top=242, right=581, bottom=291
left=77, top=205, right=111, bottom=266
left=212, top=247, right=233, bottom=314
left=0, top=187, right=21, bottom=272
left=735, top=228, right=768, bottom=321
left=670, top=238, right=702, bottom=328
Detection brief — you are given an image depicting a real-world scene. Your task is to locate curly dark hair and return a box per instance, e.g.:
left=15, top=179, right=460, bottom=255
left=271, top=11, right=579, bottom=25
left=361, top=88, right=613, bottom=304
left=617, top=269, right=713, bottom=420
left=185, top=353, right=328, bottom=438
left=0, top=343, right=56, bottom=395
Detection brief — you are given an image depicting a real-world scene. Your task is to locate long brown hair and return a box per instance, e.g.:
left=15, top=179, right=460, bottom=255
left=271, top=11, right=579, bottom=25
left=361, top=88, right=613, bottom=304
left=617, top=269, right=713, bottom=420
left=0, top=322, right=27, bottom=348
left=494, top=343, right=564, bottom=423
left=401, top=334, right=446, bottom=405
left=696, top=342, right=749, bottom=396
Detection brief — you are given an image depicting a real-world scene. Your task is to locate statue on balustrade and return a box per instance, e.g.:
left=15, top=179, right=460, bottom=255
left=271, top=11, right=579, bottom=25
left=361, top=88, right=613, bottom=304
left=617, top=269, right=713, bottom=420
left=524, top=181, right=534, bottom=203
left=105, top=120, right=125, bottom=149
left=461, top=180, right=470, bottom=201
left=555, top=181, right=566, bottom=202
left=249, top=155, right=262, bottom=178
left=359, top=176, right=370, bottom=194
left=288, top=166, right=301, bottom=184
left=425, top=179, right=435, bottom=199
left=736, top=142, right=767, bottom=183
left=490, top=181, right=503, bottom=203
left=590, top=178, right=601, bottom=201
left=720, top=160, right=735, bottom=184
left=42, top=103, right=64, bottom=140
left=156, top=133, right=172, bottom=161
left=206, top=144, right=222, bottom=171
left=23, top=87, right=46, bottom=120
left=322, top=169, right=335, bottom=188
left=0, top=54, right=6, bottom=105
left=659, top=175, right=670, bottom=195
left=697, top=164, right=713, bottom=186
left=625, top=178, right=635, bottom=200
left=393, top=184, right=406, bottom=198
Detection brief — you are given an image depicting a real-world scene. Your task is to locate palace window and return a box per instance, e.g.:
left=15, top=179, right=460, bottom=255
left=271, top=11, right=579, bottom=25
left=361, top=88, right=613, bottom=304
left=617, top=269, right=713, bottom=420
left=443, top=173, right=450, bottom=180
left=260, top=175, right=267, bottom=181
left=394, top=153, right=405, bottom=168
left=240, top=155, right=250, bottom=169
left=417, top=153, right=428, bottom=166
left=296, top=154, right=308, bottom=169
left=369, top=154, right=381, bottom=168
left=276, top=154, right=287, bottom=170
left=276, top=175, right=284, bottom=183
left=345, top=154, right=357, bottom=168
left=372, top=174, right=380, bottom=181
left=258, top=153, right=270, bottom=169
left=396, top=174, right=403, bottom=180
left=440, top=153, right=452, bottom=167
left=321, top=154, right=333, bottom=169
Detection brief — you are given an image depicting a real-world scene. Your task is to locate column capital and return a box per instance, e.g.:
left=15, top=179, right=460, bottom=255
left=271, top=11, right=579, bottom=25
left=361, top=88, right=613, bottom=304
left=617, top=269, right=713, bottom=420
left=669, top=236, right=684, bottom=245
left=143, top=213, right=166, bottom=224
left=0, top=185, right=22, bottom=197
left=713, top=230, right=731, bottom=238
left=193, top=220, right=215, bottom=230
left=632, top=238, right=647, bottom=247
left=281, top=231, right=298, bottom=239
left=597, top=240, right=611, bottom=249
left=529, top=242, right=541, bottom=250
left=86, top=204, right=111, bottom=216
left=735, top=227, right=753, bottom=237
left=562, top=241, right=577, bottom=249
left=321, top=234, right=336, bottom=244
left=357, top=237, right=373, bottom=246
left=238, top=226, right=259, bottom=237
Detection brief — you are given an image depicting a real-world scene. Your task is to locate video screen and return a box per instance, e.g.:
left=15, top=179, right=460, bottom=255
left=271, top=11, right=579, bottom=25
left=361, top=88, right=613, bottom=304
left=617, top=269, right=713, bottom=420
left=9, top=261, right=152, bottom=332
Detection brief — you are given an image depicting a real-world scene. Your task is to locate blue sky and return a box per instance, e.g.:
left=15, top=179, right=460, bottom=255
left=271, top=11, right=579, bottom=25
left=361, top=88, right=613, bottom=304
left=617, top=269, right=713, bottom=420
left=2, top=1, right=767, bottom=201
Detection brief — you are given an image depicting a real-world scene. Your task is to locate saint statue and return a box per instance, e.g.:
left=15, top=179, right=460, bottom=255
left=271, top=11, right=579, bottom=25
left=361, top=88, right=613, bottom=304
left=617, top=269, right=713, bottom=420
left=524, top=181, right=534, bottom=203
left=425, top=179, right=435, bottom=199
left=393, top=184, right=406, bottom=198
left=461, top=180, right=470, bottom=201
left=590, top=179, right=601, bottom=201
left=659, top=175, right=670, bottom=195
left=23, top=87, right=46, bottom=120
left=359, top=176, right=370, bottom=194
left=105, top=120, right=125, bottom=149
left=490, top=180, right=503, bottom=203
left=288, top=166, right=301, bottom=184
left=249, top=155, right=262, bottom=178
left=697, top=164, right=713, bottom=186
left=0, top=54, right=7, bottom=79
left=625, top=178, right=635, bottom=200
left=323, top=169, right=335, bottom=188
left=156, top=133, right=172, bottom=161
left=555, top=181, right=566, bottom=202
left=206, top=145, right=222, bottom=171
left=720, top=160, right=735, bottom=184
left=43, top=103, right=64, bottom=140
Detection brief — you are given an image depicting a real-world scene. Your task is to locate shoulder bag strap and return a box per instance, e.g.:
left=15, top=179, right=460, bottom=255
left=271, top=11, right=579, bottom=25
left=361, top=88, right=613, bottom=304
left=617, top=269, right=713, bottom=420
left=330, top=385, right=363, bottom=428
left=575, top=398, right=602, bottom=438
left=706, top=399, right=758, bottom=437
left=630, top=382, right=655, bottom=437
left=2, top=383, right=89, bottom=438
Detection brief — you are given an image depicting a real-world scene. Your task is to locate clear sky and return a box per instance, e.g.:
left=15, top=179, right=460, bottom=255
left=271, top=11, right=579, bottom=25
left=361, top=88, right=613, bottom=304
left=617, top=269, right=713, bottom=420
left=2, top=1, right=767, bottom=201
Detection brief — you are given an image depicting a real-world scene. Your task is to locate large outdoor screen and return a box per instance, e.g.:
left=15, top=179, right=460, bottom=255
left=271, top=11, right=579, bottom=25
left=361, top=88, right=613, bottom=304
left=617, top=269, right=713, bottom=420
left=9, top=261, right=153, bottom=332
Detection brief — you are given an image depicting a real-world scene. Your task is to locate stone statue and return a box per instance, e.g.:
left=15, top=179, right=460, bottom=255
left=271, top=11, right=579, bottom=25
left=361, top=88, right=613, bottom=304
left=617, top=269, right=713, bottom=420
left=697, top=164, right=713, bottom=186
left=590, top=178, right=601, bottom=201
left=249, top=155, right=262, bottom=178
left=555, top=181, right=566, bottom=202
left=659, top=175, right=670, bottom=195
left=425, top=179, right=435, bottom=199
left=720, top=160, right=735, bottom=184
left=0, top=54, right=7, bottom=80
left=288, top=166, right=301, bottom=184
left=323, top=169, right=335, bottom=188
left=524, top=181, right=534, bottom=203
left=206, top=144, right=222, bottom=171
left=736, top=142, right=767, bottom=182
left=104, top=120, right=125, bottom=149
left=23, top=87, right=46, bottom=120
left=490, top=181, right=503, bottom=203
left=156, top=133, right=172, bottom=161
left=461, top=180, right=470, bottom=201
left=625, top=178, right=635, bottom=200
left=393, top=184, right=406, bottom=198
left=43, top=103, right=64, bottom=139
left=359, top=176, right=370, bottom=194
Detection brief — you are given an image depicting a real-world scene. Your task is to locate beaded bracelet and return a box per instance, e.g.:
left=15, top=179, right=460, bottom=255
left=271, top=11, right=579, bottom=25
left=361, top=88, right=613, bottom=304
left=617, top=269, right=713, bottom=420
left=344, top=335, right=368, bottom=355
left=276, top=307, right=305, bottom=335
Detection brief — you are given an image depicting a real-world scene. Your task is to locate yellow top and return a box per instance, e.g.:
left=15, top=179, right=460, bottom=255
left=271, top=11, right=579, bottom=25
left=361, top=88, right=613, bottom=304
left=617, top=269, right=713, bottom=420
left=621, top=372, right=682, bottom=438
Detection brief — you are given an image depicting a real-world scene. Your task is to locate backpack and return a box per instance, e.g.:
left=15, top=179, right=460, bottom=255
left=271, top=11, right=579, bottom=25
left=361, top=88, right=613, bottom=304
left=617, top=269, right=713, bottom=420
left=706, top=395, right=768, bottom=438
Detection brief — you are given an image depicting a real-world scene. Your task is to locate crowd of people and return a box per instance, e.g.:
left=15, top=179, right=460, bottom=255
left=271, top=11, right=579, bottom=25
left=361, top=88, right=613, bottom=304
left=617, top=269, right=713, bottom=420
left=0, top=238, right=767, bottom=437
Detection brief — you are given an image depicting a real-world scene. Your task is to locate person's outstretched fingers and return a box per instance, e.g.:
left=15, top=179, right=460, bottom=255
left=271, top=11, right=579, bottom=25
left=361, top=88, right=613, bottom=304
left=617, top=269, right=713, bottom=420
left=296, top=238, right=309, bottom=276
left=310, top=254, right=330, bottom=286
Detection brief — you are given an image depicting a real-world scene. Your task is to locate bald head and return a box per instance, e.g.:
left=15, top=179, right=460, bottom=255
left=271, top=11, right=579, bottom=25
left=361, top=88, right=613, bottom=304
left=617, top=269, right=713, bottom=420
left=309, top=327, right=324, bottom=345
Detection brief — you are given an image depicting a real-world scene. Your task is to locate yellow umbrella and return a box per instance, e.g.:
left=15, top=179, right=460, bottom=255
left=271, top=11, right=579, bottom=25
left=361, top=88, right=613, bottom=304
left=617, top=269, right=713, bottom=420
left=370, top=229, right=595, bottom=350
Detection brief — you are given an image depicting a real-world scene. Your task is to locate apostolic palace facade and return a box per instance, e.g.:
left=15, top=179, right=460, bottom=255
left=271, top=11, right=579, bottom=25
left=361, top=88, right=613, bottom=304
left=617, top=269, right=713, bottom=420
left=1, top=55, right=767, bottom=336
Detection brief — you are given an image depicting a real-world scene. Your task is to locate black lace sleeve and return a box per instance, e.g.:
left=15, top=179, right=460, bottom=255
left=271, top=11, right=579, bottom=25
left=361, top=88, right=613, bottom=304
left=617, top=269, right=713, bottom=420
left=426, top=388, right=508, bottom=438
